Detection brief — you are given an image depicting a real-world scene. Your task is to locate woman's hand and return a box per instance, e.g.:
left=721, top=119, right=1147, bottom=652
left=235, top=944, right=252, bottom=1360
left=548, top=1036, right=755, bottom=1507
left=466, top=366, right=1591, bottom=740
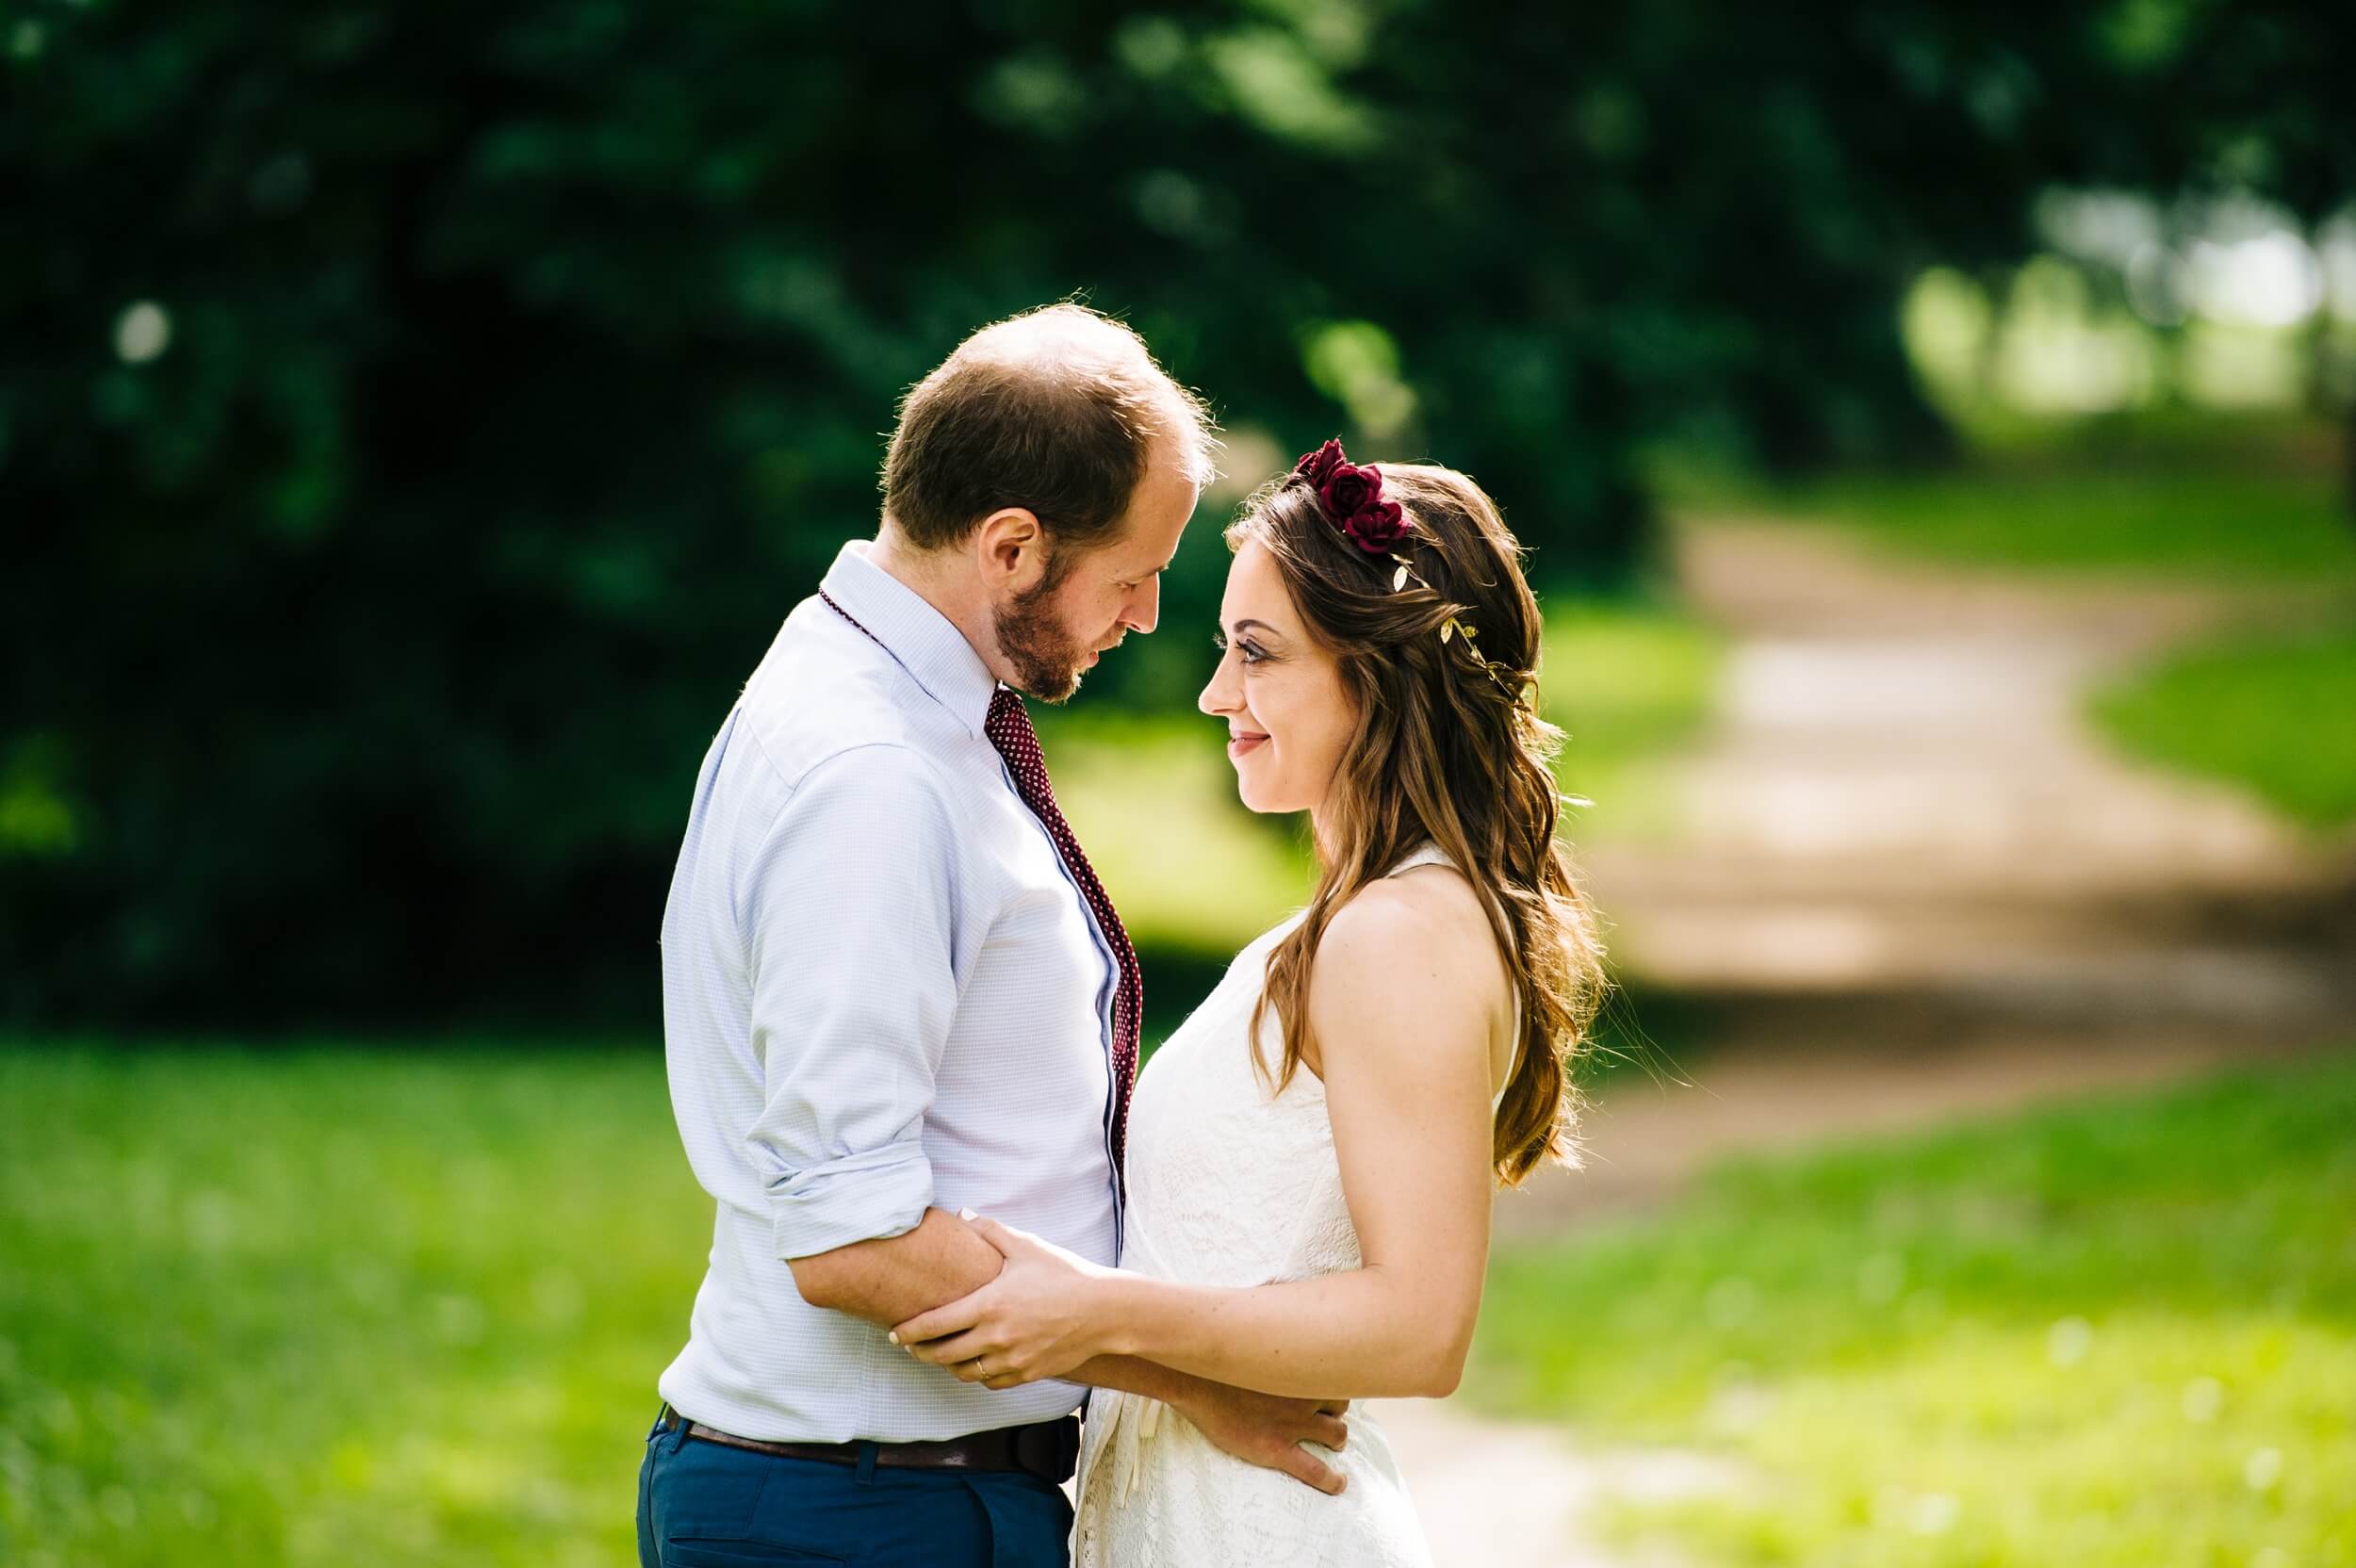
left=891, top=1213, right=1119, bottom=1390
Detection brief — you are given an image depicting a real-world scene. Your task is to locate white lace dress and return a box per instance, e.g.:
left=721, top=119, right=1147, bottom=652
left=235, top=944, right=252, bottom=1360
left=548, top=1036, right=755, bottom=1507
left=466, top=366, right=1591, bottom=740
left=1072, top=844, right=1485, bottom=1567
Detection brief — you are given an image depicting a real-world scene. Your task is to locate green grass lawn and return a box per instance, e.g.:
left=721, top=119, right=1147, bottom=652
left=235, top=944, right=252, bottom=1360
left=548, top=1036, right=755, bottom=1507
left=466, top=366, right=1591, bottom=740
left=1778, top=466, right=2356, bottom=582
left=1470, top=1051, right=2356, bottom=1568
left=2092, top=624, right=2356, bottom=832
left=0, top=1045, right=711, bottom=1567
left=8, top=1045, right=2350, bottom=1565
left=1658, top=415, right=2356, bottom=587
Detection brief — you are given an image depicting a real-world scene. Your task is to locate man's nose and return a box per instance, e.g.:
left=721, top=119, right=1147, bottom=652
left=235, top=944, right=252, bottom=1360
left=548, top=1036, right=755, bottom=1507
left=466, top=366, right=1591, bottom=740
left=1125, top=576, right=1161, bottom=635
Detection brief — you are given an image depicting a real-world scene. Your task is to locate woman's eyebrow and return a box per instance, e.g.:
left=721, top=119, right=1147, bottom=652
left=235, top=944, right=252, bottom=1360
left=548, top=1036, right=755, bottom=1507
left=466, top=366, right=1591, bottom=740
left=1228, top=618, right=1282, bottom=640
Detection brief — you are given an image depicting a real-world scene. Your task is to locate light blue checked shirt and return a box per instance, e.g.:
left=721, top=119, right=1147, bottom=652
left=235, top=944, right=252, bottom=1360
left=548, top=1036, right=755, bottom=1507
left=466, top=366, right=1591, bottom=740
left=655, top=540, right=1124, bottom=1443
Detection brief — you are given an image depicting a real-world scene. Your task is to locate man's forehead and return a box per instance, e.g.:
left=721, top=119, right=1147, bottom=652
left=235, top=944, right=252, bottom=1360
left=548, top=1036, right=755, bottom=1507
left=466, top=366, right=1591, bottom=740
left=1125, top=500, right=1193, bottom=564
left=1124, top=520, right=1183, bottom=561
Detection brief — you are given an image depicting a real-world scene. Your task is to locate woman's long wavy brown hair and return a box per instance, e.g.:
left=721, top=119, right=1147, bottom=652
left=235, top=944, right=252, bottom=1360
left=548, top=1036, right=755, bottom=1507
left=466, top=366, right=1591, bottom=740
left=1234, top=461, right=1608, bottom=1185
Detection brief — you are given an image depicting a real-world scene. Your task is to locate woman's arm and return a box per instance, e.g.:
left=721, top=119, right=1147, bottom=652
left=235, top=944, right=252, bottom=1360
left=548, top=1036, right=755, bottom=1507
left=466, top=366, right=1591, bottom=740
left=894, top=869, right=1506, bottom=1400
left=798, top=1209, right=1355, bottom=1492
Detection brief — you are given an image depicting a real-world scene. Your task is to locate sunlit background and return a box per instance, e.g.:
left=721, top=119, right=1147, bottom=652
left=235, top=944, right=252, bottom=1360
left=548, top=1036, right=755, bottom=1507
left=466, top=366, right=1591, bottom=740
left=5, top=3, right=2352, bottom=1565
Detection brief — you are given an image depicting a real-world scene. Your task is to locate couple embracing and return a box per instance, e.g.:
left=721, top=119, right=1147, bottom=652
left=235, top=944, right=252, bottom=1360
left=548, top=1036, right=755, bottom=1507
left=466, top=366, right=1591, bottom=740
left=638, top=303, right=1605, bottom=1567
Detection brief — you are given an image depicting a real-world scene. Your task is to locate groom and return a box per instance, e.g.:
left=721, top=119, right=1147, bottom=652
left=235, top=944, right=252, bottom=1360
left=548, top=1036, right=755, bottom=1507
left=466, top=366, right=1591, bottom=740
left=638, top=304, right=1349, bottom=1568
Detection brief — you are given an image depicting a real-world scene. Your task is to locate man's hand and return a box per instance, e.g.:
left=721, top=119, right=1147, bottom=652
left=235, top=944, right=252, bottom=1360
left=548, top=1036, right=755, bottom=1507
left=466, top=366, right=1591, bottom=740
left=1167, top=1382, right=1353, bottom=1495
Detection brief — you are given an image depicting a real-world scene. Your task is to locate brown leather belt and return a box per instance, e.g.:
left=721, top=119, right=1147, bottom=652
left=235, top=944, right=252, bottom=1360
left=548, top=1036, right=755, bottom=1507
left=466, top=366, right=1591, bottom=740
left=658, top=1405, right=1081, bottom=1487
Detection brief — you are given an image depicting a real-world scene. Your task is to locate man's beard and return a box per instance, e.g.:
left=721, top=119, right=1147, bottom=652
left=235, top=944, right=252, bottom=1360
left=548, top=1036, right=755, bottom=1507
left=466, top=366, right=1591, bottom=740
left=992, top=575, right=1092, bottom=704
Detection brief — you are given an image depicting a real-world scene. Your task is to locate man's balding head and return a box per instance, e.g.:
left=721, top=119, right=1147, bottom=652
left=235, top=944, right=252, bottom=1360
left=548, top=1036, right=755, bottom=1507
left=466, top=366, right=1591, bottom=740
left=881, top=303, right=1218, bottom=559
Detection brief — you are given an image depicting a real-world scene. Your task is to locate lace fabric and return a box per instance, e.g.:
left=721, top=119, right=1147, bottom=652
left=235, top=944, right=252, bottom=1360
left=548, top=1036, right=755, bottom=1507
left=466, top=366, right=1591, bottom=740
left=1070, top=845, right=1473, bottom=1567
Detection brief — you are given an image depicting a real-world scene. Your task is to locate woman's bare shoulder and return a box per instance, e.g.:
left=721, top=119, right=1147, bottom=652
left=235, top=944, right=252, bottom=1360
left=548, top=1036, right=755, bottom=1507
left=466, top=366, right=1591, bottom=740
left=1309, top=865, right=1506, bottom=1051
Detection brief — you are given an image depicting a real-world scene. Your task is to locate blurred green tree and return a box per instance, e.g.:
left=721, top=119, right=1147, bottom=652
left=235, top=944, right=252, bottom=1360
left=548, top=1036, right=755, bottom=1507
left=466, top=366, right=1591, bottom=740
left=3, top=0, right=2345, bottom=1023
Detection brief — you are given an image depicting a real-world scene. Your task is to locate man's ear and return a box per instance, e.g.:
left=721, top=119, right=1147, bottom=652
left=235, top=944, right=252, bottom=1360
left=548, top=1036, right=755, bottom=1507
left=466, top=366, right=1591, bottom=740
left=973, top=508, right=1050, bottom=596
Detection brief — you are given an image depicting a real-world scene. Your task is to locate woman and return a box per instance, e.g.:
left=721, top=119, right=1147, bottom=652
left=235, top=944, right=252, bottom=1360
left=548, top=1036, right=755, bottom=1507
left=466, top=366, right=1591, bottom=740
left=890, top=440, right=1607, bottom=1565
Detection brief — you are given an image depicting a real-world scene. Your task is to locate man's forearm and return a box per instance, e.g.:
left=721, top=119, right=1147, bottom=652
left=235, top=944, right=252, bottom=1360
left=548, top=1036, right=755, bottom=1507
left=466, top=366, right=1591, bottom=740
left=789, top=1209, right=1215, bottom=1411
left=788, top=1206, right=1006, bottom=1327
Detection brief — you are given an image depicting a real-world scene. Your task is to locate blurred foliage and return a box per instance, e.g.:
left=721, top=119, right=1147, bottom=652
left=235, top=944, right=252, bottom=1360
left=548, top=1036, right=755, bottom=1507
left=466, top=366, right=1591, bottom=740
left=1036, top=709, right=1314, bottom=968
left=1475, top=1052, right=2356, bottom=1568
left=1042, top=590, right=1725, bottom=996
left=1541, top=598, right=1726, bottom=841
left=5, top=0, right=2349, bottom=1023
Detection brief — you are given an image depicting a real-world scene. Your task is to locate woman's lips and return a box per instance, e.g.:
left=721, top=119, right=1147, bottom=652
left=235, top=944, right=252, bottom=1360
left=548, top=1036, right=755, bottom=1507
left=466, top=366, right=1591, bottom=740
left=1227, top=732, right=1269, bottom=759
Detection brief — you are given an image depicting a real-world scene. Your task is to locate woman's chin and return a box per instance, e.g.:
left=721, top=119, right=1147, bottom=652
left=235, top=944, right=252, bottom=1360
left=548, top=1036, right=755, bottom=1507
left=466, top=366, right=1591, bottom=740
left=1233, top=780, right=1300, bottom=816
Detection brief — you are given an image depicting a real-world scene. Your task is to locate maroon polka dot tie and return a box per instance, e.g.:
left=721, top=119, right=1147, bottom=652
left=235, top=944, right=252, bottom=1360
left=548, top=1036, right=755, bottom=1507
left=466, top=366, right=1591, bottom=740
left=983, top=686, right=1143, bottom=1175
left=822, top=592, right=1142, bottom=1179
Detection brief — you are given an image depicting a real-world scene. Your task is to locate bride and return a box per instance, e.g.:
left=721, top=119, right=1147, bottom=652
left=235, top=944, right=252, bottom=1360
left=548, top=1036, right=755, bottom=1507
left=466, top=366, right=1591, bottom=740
left=890, top=440, right=1607, bottom=1565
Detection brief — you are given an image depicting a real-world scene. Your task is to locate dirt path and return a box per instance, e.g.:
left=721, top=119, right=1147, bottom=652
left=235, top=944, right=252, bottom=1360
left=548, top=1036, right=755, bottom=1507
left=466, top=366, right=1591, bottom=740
left=1374, top=1395, right=1741, bottom=1568
left=1389, top=516, right=2355, bottom=1567
left=1513, top=514, right=2355, bottom=1226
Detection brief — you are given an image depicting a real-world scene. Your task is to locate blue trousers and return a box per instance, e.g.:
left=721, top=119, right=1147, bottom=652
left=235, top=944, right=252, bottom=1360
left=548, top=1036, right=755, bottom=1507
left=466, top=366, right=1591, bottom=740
left=637, top=1408, right=1072, bottom=1568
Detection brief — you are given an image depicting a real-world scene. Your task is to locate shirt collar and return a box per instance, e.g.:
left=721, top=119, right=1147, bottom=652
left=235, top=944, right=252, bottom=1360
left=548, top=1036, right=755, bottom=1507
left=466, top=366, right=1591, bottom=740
left=818, top=540, right=1001, bottom=739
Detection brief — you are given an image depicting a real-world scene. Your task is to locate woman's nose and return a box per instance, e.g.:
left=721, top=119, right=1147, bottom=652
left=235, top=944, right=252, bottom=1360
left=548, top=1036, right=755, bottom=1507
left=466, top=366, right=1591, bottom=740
left=1199, top=651, right=1237, bottom=716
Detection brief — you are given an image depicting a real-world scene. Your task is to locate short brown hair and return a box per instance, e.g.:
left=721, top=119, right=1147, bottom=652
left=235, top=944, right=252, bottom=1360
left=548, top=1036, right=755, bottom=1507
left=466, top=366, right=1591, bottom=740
left=881, top=303, right=1218, bottom=556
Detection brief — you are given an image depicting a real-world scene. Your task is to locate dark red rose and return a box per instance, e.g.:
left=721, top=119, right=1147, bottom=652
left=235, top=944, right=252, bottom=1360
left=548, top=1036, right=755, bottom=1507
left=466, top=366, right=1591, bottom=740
left=1343, top=498, right=1409, bottom=553
left=1293, top=439, right=1346, bottom=489
left=1317, top=463, right=1382, bottom=520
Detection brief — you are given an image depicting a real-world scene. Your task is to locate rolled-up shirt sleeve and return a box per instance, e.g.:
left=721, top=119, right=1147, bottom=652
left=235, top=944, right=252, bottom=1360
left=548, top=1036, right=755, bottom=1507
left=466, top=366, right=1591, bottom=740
left=741, top=742, right=964, bottom=1260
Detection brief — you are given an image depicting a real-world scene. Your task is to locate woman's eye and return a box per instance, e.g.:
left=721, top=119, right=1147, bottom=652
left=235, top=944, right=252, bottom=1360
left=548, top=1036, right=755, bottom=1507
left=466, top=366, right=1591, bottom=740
left=1213, top=633, right=1268, bottom=666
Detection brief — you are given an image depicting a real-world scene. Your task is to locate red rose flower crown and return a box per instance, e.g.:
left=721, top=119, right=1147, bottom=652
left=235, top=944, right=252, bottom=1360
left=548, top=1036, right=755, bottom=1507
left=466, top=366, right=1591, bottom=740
left=1285, top=438, right=1522, bottom=700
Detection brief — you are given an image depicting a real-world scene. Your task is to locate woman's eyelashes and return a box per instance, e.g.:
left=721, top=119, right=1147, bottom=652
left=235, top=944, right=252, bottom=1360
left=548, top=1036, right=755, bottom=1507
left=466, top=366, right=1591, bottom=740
left=1213, top=631, right=1271, bottom=667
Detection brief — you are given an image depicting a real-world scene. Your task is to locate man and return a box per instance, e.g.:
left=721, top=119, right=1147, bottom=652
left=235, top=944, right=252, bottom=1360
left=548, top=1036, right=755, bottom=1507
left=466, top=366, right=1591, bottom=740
left=638, top=303, right=1350, bottom=1568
